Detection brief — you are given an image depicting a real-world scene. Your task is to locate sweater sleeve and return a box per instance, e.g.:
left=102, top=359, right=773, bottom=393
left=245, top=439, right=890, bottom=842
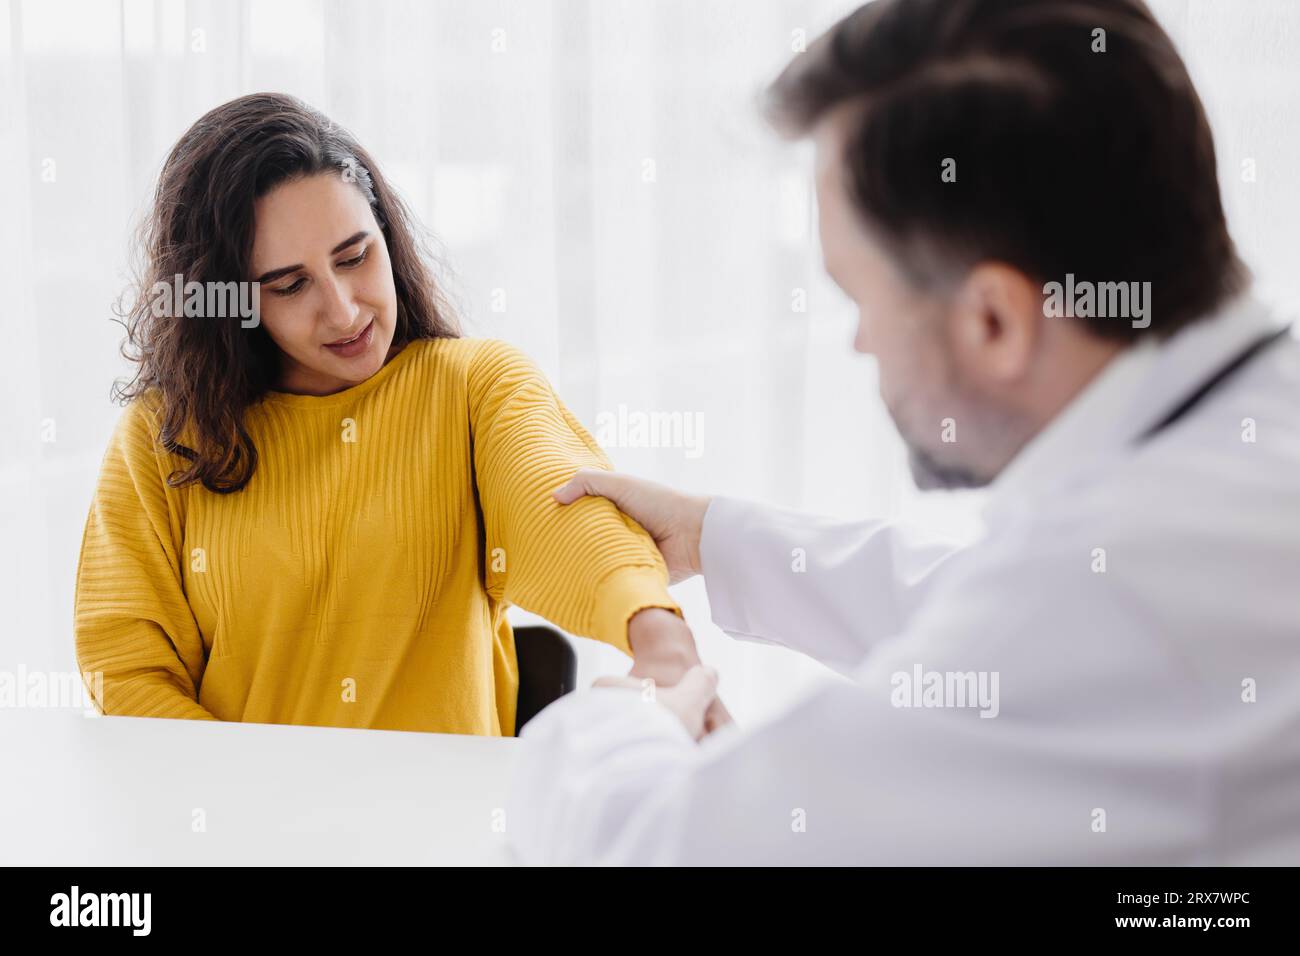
left=73, top=397, right=217, bottom=719
left=467, top=340, right=680, bottom=656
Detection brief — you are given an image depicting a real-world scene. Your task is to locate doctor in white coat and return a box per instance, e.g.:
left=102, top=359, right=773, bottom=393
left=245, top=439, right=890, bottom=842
left=506, top=0, right=1300, bottom=865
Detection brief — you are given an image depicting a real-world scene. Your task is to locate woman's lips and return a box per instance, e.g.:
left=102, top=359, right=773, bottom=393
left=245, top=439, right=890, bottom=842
left=324, top=319, right=374, bottom=358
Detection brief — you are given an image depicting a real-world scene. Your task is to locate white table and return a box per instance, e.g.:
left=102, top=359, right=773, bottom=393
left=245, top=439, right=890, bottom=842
left=2, top=708, right=520, bottom=865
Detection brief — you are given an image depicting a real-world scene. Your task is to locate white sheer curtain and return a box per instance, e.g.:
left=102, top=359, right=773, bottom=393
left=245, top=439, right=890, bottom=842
left=3, top=0, right=1298, bottom=724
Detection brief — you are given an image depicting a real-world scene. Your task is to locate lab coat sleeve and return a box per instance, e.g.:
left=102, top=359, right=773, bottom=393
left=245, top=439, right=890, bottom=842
left=507, top=533, right=1211, bottom=865
left=507, top=688, right=701, bottom=866
left=698, top=496, right=966, bottom=673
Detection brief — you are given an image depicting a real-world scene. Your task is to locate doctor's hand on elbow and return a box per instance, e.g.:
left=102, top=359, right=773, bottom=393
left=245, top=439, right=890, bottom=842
left=594, top=665, right=720, bottom=742
left=552, top=469, right=710, bottom=585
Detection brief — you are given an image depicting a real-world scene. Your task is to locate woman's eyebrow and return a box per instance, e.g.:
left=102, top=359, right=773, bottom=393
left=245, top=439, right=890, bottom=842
left=255, top=230, right=371, bottom=283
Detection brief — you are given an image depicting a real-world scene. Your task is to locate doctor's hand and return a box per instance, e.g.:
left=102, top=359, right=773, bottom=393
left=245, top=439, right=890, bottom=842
left=553, top=469, right=710, bottom=585
left=594, top=665, right=720, bottom=742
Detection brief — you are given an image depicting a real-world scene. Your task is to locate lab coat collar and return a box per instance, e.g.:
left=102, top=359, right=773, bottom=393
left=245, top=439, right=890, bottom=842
left=983, top=292, right=1283, bottom=522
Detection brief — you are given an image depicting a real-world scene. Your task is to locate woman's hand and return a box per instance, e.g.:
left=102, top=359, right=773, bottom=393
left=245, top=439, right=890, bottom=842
left=552, top=469, right=711, bottom=585
left=626, top=607, right=735, bottom=735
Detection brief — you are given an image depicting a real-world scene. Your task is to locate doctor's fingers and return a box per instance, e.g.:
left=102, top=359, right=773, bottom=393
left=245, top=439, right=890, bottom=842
left=704, top=694, right=736, bottom=735
left=553, top=469, right=672, bottom=532
left=590, top=673, right=699, bottom=695
left=659, top=666, right=720, bottom=741
left=553, top=468, right=706, bottom=583
left=591, top=666, right=721, bottom=742
left=592, top=674, right=648, bottom=691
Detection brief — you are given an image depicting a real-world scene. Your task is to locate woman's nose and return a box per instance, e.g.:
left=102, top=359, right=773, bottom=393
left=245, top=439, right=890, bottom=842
left=319, top=272, right=360, bottom=330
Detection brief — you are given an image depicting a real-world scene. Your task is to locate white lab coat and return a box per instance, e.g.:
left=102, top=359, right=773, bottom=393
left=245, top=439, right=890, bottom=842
left=507, top=294, right=1300, bottom=865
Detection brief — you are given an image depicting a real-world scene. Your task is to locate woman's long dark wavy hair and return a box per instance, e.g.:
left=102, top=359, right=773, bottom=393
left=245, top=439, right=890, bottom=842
left=113, top=92, right=459, bottom=493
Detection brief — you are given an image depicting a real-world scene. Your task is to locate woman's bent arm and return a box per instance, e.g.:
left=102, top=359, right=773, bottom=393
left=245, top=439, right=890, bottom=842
left=74, top=399, right=217, bottom=720
left=467, top=340, right=681, bottom=656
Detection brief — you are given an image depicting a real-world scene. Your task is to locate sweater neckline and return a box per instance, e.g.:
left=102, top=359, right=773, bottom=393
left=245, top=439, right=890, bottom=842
left=260, top=338, right=425, bottom=409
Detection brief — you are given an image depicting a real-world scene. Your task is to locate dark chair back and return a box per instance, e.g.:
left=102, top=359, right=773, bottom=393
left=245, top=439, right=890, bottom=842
left=513, top=624, right=577, bottom=736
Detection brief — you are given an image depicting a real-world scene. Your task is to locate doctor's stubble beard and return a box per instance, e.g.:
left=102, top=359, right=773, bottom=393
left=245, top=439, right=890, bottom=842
left=890, top=391, right=1033, bottom=491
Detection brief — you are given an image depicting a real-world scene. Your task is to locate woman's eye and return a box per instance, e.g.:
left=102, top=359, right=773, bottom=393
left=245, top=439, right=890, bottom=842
left=266, top=248, right=367, bottom=297
left=271, top=277, right=306, bottom=297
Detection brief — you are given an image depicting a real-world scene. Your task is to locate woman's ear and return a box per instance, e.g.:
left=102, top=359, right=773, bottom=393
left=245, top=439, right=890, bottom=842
left=949, top=262, right=1043, bottom=388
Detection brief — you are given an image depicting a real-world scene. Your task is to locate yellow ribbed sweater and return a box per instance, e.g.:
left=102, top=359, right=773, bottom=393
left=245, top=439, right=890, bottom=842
left=74, top=337, right=677, bottom=735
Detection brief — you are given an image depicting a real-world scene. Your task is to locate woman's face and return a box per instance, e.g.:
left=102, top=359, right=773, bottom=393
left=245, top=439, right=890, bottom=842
left=249, top=172, right=400, bottom=395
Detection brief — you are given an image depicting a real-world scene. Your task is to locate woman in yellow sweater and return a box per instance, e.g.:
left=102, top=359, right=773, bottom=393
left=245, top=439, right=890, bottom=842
left=74, top=92, right=712, bottom=736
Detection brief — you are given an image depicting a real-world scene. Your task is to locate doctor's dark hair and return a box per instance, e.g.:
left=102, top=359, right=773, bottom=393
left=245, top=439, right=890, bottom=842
left=765, top=0, right=1247, bottom=341
left=114, top=92, right=459, bottom=493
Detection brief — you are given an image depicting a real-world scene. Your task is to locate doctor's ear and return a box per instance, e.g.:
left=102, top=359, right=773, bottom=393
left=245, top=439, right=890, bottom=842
left=947, top=262, right=1044, bottom=386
